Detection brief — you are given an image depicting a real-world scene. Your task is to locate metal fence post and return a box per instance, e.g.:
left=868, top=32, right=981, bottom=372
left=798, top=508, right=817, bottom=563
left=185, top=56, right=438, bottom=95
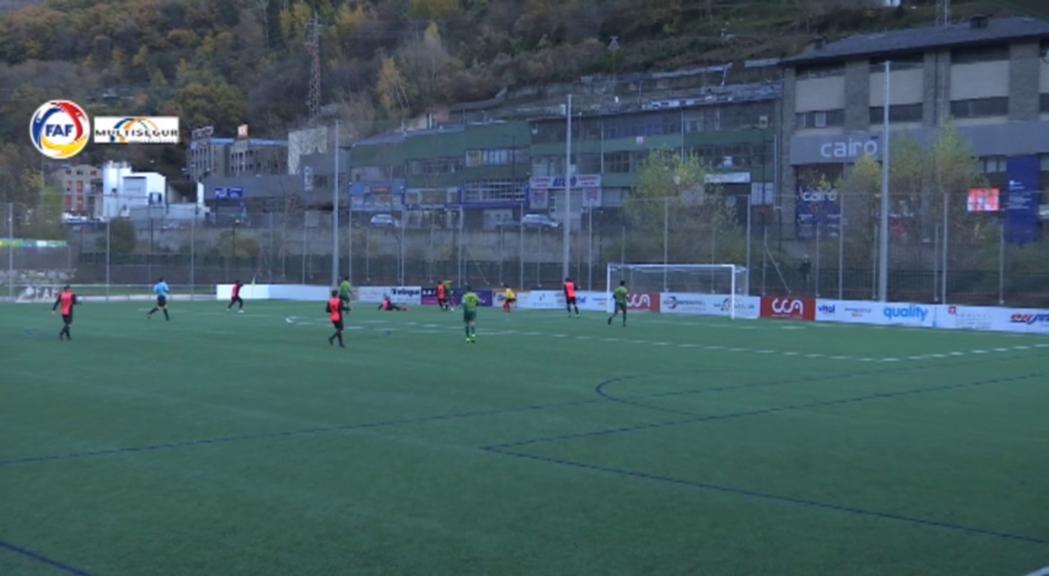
left=7, top=203, right=13, bottom=302
left=662, top=197, right=669, bottom=291
left=941, top=192, right=949, bottom=304
left=190, top=208, right=196, bottom=300
left=815, top=222, right=821, bottom=298
left=838, top=195, right=845, bottom=300
left=105, top=217, right=111, bottom=302
left=998, top=215, right=1005, bottom=305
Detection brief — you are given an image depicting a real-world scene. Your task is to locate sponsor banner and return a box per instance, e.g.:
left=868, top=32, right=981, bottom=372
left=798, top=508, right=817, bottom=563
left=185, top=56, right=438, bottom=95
left=356, top=286, right=422, bottom=305
left=516, top=290, right=564, bottom=310
left=660, top=293, right=759, bottom=319
left=1005, top=155, right=1042, bottom=245
left=626, top=292, right=660, bottom=313
left=939, top=304, right=1049, bottom=335
left=94, top=116, right=180, bottom=144
left=760, top=296, right=815, bottom=321
left=215, top=284, right=329, bottom=301
left=815, top=300, right=935, bottom=327
left=421, top=287, right=439, bottom=306
left=577, top=291, right=609, bottom=312
left=795, top=186, right=840, bottom=240
left=452, top=288, right=493, bottom=307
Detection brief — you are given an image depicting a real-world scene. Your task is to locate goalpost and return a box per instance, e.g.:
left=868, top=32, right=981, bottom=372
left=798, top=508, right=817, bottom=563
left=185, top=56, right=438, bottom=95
left=605, top=263, right=749, bottom=319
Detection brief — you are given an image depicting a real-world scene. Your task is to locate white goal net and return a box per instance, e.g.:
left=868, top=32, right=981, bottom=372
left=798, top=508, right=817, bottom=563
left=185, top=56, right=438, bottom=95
left=605, top=263, right=749, bottom=318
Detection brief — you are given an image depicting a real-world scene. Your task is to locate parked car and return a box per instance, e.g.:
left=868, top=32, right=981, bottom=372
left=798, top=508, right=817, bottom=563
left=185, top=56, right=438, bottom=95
left=369, top=213, right=400, bottom=228
left=497, top=214, right=561, bottom=229
left=521, top=214, right=560, bottom=229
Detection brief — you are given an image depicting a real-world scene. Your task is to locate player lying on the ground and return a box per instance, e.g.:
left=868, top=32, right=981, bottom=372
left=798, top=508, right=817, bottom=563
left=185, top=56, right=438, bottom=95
left=51, top=284, right=78, bottom=341
left=378, top=295, right=407, bottom=311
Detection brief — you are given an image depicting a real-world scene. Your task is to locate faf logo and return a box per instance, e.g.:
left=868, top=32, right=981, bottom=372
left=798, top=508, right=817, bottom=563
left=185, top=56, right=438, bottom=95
left=29, top=100, right=90, bottom=159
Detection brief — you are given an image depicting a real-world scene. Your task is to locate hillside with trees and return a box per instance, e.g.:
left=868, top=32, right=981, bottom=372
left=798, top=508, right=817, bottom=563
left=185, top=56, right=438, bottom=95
left=1, top=0, right=1047, bottom=212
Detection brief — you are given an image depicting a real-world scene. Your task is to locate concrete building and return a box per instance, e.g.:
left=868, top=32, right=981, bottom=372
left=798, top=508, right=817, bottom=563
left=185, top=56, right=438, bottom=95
left=346, top=81, right=780, bottom=230
left=780, top=16, right=1049, bottom=239
left=187, top=136, right=233, bottom=182
left=229, top=138, right=288, bottom=176
left=100, top=161, right=167, bottom=220
left=55, top=164, right=101, bottom=217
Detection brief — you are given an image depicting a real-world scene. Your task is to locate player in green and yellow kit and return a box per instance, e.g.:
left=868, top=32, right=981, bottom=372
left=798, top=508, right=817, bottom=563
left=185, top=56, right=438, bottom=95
left=462, top=286, right=480, bottom=343
left=608, top=280, right=628, bottom=327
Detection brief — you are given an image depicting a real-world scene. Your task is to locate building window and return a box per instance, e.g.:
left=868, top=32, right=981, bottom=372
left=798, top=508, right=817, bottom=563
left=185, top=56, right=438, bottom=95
left=532, top=156, right=564, bottom=178
left=950, top=97, right=1008, bottom=119
left=1041, top=94, right=1049, bottom=114
left=979, top=156, right=1007, bottom=174
left=951, top=44, right=1009, bottom=64
left=796, top=63, right=844, bottom=79
left=795, top=109, right=844, bottom=129
left=465, top=148, right=519, bottom=167
left=869, top=103, right=923, bottom=124
left=869, top=55, right=924, bottom=72
left=604, top=152, right=631, bottom=173
left=575, top=153, right=602, bottom=174
left=461, top=180, right=523, bottom=203
left=407, top=157, right=464, bottom=176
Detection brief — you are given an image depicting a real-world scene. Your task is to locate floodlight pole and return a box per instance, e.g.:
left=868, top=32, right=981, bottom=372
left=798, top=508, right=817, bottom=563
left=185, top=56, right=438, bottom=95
left=562, top=94, right=572, bottom=280
left=7, top=202, right=14, bottom=302
left=878, top=60, right=891, bottom=302
left=332, top=118, right=340, bottom=287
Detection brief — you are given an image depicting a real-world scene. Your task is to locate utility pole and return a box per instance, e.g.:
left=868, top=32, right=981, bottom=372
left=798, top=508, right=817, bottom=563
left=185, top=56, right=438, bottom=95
left=331, top=118, right=340, bottom=287
left=562, top=94, right=572, bottom=280
left=878, top=60, right=891, bottom=302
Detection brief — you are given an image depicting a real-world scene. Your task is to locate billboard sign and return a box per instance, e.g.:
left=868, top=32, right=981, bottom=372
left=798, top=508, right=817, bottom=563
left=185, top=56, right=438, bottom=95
left=1005, top=155, right=1041, bottom=245
left=761, top=296, right=815, bottom=321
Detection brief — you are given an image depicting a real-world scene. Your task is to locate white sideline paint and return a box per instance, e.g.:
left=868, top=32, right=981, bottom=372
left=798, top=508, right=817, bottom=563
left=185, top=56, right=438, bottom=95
left=1024, top=567, right=1049, bottom=576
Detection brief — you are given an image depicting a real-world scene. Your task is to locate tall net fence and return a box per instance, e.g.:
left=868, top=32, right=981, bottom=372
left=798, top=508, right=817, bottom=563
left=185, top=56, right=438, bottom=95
left=2, top=191, right=1048, bottom=306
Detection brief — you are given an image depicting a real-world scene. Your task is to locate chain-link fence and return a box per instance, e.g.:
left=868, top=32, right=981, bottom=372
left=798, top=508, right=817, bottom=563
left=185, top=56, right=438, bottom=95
left=2, top=193, right=1047, bottom=306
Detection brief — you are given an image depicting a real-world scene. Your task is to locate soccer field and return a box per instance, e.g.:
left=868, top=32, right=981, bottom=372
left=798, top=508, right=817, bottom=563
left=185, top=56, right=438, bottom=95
left=2, top=301, right=1048, bottom=576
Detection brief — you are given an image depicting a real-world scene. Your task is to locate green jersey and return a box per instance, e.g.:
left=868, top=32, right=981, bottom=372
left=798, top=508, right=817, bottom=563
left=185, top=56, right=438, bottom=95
left=614, top=286, right=628, bottom=304
left=462, top=292, right=480, bottom=312
left=339, top=280, right=352, bottom=298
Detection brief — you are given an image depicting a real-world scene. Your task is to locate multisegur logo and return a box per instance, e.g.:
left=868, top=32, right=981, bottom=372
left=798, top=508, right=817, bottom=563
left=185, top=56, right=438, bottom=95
left=29, top=100, right=90, bottom=159
left=94, top=116, right=180, bottom=144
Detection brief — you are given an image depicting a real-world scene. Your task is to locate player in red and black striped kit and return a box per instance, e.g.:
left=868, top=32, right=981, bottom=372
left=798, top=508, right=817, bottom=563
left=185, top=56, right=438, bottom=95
left=51, top=285, right=78, bottom=341
left=227, top=280, right=244, bottom=312
left=326, top=289, right=346, bottom=348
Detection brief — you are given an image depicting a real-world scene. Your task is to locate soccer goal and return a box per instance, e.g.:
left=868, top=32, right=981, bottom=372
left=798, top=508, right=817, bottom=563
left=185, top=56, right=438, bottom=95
left=605, top=263, right=749, bottom=318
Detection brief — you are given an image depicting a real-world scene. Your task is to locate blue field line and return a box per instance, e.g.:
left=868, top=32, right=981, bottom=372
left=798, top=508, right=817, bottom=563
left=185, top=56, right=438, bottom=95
left=0, top=398, right=601, bottom=468
left=484, top=446, right=1049, bottom=547
left=0, top=352, right=1037, bottom=469
left=0, top=540, right=93, bottom=575
left=487, top=371, right=1046, bottom=451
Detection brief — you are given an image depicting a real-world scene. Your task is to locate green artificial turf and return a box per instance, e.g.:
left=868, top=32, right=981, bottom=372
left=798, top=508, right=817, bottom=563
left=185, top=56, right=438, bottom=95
left=2, top=301, right=1047, bottom=576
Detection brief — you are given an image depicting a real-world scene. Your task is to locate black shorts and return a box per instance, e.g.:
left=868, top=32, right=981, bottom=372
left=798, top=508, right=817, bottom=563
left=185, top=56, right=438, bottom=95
left=566, top=296, right=577, bottom=305
left=331, top=319, right=344, bottom=330
left=615, top=302, right=627, bottom=313
left=231, top=295, right=243, bottom=302
left=156, top=295, right=167, bottom=307
left=62, top=313, right=73, bottom=325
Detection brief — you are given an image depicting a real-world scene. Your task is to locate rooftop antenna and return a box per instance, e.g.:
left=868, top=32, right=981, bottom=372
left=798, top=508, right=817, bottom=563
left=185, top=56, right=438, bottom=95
left=306, top=13, right=321, bottom=124
left=936, top=0, right=951, bottom=26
